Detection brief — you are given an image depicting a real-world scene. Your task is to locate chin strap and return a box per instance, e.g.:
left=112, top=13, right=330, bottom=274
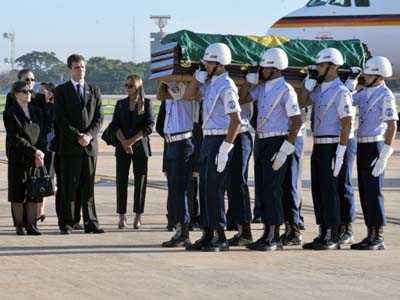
left=208, top=64, right=220, bottom=81
left=264, top=68, right=277, bottom=82
left=366, top=75, right=380, bottom=87
left=317, top=63, right=332, bottom=83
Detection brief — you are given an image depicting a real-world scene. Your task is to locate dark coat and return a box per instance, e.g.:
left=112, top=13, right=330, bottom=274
left=54, top=81, right=104, bottom=157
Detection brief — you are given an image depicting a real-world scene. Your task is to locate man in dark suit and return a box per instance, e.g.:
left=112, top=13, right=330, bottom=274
left=54, top=54, right=104, bottom=234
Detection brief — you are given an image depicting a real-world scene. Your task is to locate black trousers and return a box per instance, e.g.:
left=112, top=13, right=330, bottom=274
left=58, top=153, right=98, bottom=229
left=116, top=145, right=148, bottom=214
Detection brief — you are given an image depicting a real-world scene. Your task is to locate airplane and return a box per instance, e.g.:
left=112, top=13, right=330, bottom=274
left=266, top=0, right=400, bottom=79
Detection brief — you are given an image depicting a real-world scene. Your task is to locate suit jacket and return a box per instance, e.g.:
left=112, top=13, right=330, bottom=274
left=110, top=97, right=154, bottom=158
left=54, top=80, right=104, bottom=157
left=3, top=101, right=47, bottom=165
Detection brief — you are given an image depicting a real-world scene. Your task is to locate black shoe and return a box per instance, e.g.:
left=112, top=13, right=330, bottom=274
left=60, top=227, right=72, bottom=235
left=73, top=223, right=84, bottom=230
left=298, top=222, right=306, bottom=231
left=228, top=223, right=253, bottom=246
left=188, top=222, right=200, bottom=231
left=339, top=223, right=354, bottom=245
left=313, top=226, right=341, bottom=250
left=252, top=217, right=262, bottom=224
left=201, top=239, right=230, bottom=252
left=162, top=235, right=191, bottom=248
left=351, top=227, right=385, bottom=250
left=27, top=224, right=42, bottom=236
left=280, top=223, right=302, bottom=246
left=226, top=223, right=238, bottom=231
left=36, top=214, right=46, bottom=223
left=228, top=234, right=253, bottom=246
left=16, top=225, right=26, bottom=236
left=302, top=225, right=327, bottom=250
left=84, top=226, right=105, bottom=234
left=186, top=229, right=214, bottom=251
left=254, top=239, right=283, bottom=251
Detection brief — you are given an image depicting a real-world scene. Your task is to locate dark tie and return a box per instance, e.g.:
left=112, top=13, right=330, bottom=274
left=76, top=84, right=84, bottom=108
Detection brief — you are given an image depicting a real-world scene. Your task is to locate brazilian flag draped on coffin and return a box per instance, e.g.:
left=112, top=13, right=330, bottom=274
left=149, top=29, right=368, bottom=85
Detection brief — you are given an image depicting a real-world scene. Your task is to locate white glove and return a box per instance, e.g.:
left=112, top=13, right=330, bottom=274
left=344, top=66, right=362, bottom=91
left=271, top=140, right=295, bottom=171
left=332, top=144, right=347, bottom=177
left=245, top=72, right=259, bottom=85
left=215, top=141, right=234, bottom=173
left=195, top=68, right=207, bottom=84
left=371, top=144, right=394, bottom=177
left=304, top=74, right=317, bottom=92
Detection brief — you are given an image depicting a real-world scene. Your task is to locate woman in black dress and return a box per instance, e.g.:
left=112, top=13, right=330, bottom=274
left=110, top=75, right=154, bottom=229
left=3, top=81, right=47, bottom=235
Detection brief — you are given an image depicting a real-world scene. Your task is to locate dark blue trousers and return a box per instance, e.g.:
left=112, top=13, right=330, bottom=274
left=282, top=136, right=304, bottom=225
left=357, top=141, right=387, bottom=227
left=199, top=135, right=233, bottom=230
left=253, top=136, right=263, bottom=219
left=256, top=136, right=288, bottom=225
left=166, top=138, right=194, bottom=224
left=227, top=131, right=253, bottom=224
left=311, top=143, right=341, bottom=226
left=338, top=137, right=357, bottom=224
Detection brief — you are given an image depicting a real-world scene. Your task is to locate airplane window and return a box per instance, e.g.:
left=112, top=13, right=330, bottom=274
left=306, top=0, right=329, bottom=7
left=355, top=0, right=370, bottom=6
left=329, top=0, right=351, bottom=6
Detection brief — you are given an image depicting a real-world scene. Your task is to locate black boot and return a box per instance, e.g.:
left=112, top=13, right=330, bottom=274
left=313, top=226, right=340, bottom=250
left=248, top=225, right=282, bottom=251
left=185, top=228, right=214, bottom=251
left=351, top=227, right=385, bottom=250
left=228, top=222, right=253, bottom=246
left=280, top=222, right=302, bottom=246
left=202, top=228, right=230, bottom=252
left=162, top=223, right=191, bottom=248
left=303, top=225, right=326, bottom=250
left=339, top=223, right=355, bottom=245
left=16, top=225, right=26, bottom=236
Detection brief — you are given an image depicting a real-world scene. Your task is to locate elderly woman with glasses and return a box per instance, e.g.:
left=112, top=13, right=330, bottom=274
left=3, top=81, right=47, bottom=235
left=108, top=75, right=154, bottom=229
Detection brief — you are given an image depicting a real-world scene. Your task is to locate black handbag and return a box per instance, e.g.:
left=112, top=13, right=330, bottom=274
left=26, top=166, right=55, bottom=198
left=101, top=122, right=117, bottom=147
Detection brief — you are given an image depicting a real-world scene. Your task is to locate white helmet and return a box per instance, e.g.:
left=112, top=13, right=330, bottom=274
left=260, top=48, right=288, bottom=70
left=202, top=43, right=232, bottom=65
left=364, top=56, right=392, bottom=77
left=316, top=48, right=344, bottom=66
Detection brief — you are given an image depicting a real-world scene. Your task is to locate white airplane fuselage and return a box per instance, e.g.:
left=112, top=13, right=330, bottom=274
left=267, top=0, right=400, bottom=78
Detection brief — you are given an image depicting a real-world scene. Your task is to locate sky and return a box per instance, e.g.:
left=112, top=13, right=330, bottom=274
left=0, top=0, right=307, bottom=72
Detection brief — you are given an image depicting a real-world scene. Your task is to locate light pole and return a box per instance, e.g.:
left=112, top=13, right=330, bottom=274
left=3, top=32, right=16, bottom=70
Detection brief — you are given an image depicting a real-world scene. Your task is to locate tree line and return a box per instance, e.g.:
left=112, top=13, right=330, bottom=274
left=0, top=51, right=159, bottom=94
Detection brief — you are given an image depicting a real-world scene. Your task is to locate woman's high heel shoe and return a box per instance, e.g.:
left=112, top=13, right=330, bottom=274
left=133, top=214, right=142, bottom=229
left=118, top=214, right=127, bottom=229
left=36, top=214, right=46, bottom=223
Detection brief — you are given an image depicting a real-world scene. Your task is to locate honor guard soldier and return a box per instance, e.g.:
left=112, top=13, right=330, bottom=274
left=239, top=48, right=302, bottom=251
left=183, top=43, right=242, bottom=252
left=350, top=56, right=398, bottom=250
left=157, top=81, right=195, bottom=247
left=299, top=48, right=354, bottom=250
left=226, top=101, right=254, bottom=246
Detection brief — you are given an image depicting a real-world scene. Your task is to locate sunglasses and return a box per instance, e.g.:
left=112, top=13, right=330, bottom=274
left=25, top=78, right=36, bottom=82
left=19, top=89, right=33, bottom=95
left=125, top=83, right=134, bottom=89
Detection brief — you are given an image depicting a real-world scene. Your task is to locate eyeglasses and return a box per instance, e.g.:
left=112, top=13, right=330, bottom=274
left=125, top=83, right=134, bottom=89
left=19, top=89, right=33, bottom=94
left=25, top=78, right=36, bottom=82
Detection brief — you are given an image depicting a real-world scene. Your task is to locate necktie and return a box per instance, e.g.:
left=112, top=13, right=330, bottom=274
left=76, top=84, right=84, bottom=108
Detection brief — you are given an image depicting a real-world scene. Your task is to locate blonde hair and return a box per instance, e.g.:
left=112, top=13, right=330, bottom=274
left=127, top=75, right=145, bottom=115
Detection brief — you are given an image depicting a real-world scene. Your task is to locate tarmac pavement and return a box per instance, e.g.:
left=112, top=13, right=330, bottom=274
left=0, top=121, right=399, bottom=300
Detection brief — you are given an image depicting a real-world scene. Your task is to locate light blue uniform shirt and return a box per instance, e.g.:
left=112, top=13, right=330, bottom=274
left=353, top=83, right=398, bottom=137
left=199, top=72, right=241, bottom=130
left=309, top=78, right=354, bottom=137
left=164, top=98, right=194, bottom=135
left=240, top=102, right=252, bottom=131
left=249, top=76, right=300, bottom=133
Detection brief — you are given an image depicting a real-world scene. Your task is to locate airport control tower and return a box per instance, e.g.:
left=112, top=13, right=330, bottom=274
left=150, top=15, right=171, bottom=55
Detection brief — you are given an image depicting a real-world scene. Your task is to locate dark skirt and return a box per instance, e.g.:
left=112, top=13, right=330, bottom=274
left=8, top=163, right=43, bottom=203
